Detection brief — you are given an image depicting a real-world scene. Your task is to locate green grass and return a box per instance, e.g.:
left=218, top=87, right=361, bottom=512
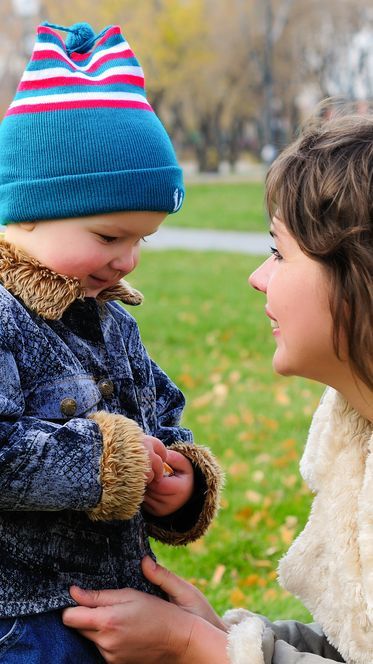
left=166, top=182, right=267, bottom=232
left=128, top=250, right=323, bottom=622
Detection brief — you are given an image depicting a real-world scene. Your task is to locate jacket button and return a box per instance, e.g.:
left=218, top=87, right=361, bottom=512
left=60, top=398, right=77, bottom=416
left=98, top=379, right=114, bottom=398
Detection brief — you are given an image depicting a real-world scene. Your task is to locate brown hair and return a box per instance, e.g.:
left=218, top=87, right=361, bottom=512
left=266, top=106, right=373, bottom=390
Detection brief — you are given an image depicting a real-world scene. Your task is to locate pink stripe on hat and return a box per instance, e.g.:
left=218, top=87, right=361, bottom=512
left=6, top=99, right=152, bottom=116
left=18, top=74, right=145, bottom=91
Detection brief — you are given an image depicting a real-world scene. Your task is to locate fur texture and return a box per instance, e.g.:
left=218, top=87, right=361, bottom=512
left=224, top=609, right=265, bottom=664
left=279, top=388, right=373, bottom=664
left=146, top=441, right=224, bottom=545
left=88, top=411, right=149, bottom=521
left=0, top=239, right=143, bottom=319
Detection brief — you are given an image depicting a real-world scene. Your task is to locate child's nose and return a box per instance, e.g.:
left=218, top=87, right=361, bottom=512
left=248, top=257, right=272, bottom=293
left=110, top=249, right=137, bottom=274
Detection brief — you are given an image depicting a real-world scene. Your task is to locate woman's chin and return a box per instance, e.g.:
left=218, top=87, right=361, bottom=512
left=272, top=351, right=294, bottom=377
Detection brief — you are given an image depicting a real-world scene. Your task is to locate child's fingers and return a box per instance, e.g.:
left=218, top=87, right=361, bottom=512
left=165, top=450, right=193, bottom=473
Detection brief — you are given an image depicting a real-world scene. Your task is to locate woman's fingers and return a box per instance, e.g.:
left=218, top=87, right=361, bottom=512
left=141, top=556, right=195, bottom=604
left=68, top=585, right=132, bottom=608
left=62, top=604, right=100, bottom=630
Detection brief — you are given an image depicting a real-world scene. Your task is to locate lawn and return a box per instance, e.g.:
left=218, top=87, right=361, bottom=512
left=129, top=249, right=323, bottom=622
left=166, top=181, right=267, bottom=233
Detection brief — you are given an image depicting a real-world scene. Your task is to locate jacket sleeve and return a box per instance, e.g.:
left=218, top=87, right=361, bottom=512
left=223, top=609, right=345, bottom=663
left=0, top=345, right=149, bottom=519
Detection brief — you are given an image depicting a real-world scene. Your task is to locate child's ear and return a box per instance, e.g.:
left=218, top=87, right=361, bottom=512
left=19, top=223, right=36, bottom=232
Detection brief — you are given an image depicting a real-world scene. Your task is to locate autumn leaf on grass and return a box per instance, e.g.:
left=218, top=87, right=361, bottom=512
left=242, top=574, right=266, bottom=588
left=229, top=461, right=249, bottom=477
left=211, top=564, right=226, bottom=587
left=189, top=539, right=208, bottom=554
left=230, top=587, right=246, bottom=607
left=177, top=372, right=196, bottom=389
left=274, top=386, right=290, bottom=406
left=245, top=490, right=262, bottom=504
left=258, top=415, right=278, bottom=431
left=223, top=413, right=240, bottom=427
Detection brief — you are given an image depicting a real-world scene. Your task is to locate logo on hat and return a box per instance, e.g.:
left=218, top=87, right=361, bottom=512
left=173, top=188, right=184, bottom=212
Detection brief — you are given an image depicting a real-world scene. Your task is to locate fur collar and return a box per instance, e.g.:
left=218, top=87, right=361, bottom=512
left=279, top=388, right=373, bottom=664
left=0, top=239, right=143, bottom=320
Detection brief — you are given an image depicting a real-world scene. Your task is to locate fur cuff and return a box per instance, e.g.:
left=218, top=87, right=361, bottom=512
left=223, top=610, right=266, bottom=664
left=87, top=411, right=148, bottom=521
left=0, top=239, right=143, bottom=319
left=146, top=442, right=224, bottom=545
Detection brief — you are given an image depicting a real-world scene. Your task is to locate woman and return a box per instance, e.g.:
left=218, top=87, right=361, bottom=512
left=63, top=109, right=373, bottom=663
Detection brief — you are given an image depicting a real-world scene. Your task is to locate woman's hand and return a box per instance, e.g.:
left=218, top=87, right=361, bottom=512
left=63, top=585, right=195, bottom=663
left=62, top=576, right=229, bottom=664
left=143, top=450, right=194, bottom=517
left=140, top=555, right=226, bottom=630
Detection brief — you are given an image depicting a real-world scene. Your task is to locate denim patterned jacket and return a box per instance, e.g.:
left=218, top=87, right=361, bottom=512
left=0, top=240, right=222, bottom=618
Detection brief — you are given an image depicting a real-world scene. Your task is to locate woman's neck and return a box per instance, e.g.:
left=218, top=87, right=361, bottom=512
left=339, top=378, right=373, bottom=423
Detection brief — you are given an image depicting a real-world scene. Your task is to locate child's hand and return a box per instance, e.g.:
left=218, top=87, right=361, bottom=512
left=143, top=450, right=194, bottom=516
left=142, top=435, right=167, bottom=484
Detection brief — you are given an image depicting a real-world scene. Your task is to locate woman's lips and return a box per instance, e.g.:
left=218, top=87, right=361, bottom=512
left=265, top=306, right=279, bottom=330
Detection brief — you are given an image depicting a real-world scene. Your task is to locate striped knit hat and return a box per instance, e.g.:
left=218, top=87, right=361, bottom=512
left=0, top=22, right=184, bottom=224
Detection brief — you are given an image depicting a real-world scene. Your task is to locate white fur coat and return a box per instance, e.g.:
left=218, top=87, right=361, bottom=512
left=224, top=388, right=373, bottom=664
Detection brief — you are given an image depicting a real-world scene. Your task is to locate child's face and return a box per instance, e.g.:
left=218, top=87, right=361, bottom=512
left=4, top=211, right=165, bottom=297
left=248, top=216, right=345, bottom=385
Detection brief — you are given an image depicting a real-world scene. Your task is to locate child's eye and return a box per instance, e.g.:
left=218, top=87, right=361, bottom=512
left=99, top=234, right=117, bottom=243
left=270, top=246, right=283, bottom=261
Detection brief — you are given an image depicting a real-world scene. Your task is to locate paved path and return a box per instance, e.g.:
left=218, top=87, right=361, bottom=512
left=144, top=227, right=269, bottom=255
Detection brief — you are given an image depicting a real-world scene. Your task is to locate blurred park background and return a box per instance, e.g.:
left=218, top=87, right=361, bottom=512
left=1, top=0, right=372, bottom=620
left=2, top=0, right=373, bottom=171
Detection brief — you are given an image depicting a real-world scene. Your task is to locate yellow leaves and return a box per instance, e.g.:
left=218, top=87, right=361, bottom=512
left=257, top=415, right=278, bottom=431
left=188, top=539, right=208, bottom=555
left=280, top=516, right=299, bottom=546
left=274, top=386, right=290, bottom=405
left=223, top=413, right=240, bottom=427
left=211, top=564, right=226, bottom=587
left=177, top=372, right=196, bottom=389
left=229, top=462, right=249, bottom=478
left=252, top=470, right=265, bottom=483
left=230, top=587, right=246, bottom=607
left=245, top=489, right=262, bottom=504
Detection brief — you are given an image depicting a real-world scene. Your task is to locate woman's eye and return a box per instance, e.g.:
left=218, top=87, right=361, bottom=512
left=270, top=246, right=283, bottom=261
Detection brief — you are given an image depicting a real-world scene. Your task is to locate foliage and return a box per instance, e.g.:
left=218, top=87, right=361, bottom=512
left=3, top=0, right=372, bottom=168
left=167, top=182, right=267, bottom=233
left=129, top=249, right=323, bottom=620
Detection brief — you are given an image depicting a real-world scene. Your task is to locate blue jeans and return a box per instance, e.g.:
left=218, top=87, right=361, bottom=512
left=0, top=611, right=105, bottom=662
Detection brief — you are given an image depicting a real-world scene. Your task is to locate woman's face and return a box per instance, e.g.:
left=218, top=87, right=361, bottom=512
left=249, top=216, right=344, bottom=384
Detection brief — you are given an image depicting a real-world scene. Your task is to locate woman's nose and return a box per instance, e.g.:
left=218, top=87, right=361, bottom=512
left=248, top=257, right=273, bottom=293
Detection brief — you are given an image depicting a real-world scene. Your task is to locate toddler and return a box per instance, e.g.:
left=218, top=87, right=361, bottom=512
left=0, top=20, right=222, bottom=662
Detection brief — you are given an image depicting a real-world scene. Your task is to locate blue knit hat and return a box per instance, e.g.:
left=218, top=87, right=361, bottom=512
left=0, top=22, right=184, bottom=224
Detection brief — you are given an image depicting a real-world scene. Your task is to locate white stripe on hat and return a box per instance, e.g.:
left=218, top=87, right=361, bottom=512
left=9, top=91, right=151, bottom=108
left=20, top=65, right=144, bottom=82
left=33, top=40, right=135, bottom=73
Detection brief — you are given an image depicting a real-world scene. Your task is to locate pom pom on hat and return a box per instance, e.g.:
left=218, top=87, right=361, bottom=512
left=65, top=22, right=96, bottom=54
left=0, top=21, right=185, bottom=223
